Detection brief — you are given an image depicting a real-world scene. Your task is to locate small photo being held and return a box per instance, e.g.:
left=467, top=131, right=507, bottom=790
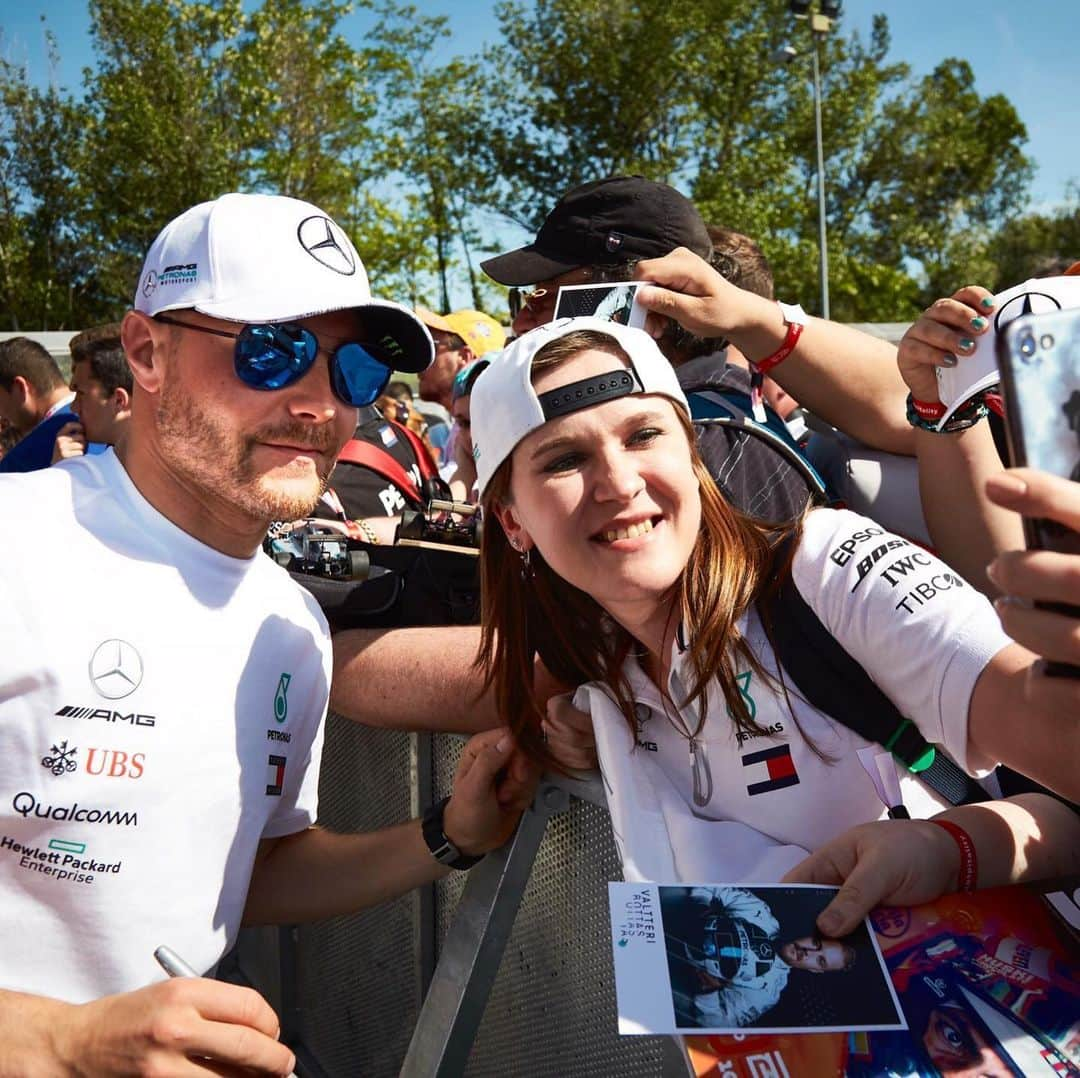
left=610, top=883, right=904, bottom=1035
left=553, top=282, right=649, bottom=329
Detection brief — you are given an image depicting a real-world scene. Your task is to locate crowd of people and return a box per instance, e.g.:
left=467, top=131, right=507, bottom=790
left=0, top=175, right=1077, bottom=1075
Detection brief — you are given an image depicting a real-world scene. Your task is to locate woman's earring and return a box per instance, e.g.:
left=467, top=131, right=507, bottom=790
left=519, top=546, right=533, bottom=582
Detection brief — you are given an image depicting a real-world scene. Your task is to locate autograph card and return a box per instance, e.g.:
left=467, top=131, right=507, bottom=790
left=553, top=282, right=649, bottom=329
left=609, top=883, right=905, bottom=1036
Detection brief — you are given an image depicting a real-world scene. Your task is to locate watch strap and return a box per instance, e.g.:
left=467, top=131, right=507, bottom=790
left=421, top=795, right=483, bottom=870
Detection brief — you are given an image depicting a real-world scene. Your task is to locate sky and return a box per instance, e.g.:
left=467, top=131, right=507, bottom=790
left=2, top=0, right=1076, bottom=213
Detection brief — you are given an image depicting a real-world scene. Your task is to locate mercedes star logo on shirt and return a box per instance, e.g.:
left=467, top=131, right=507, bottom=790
left=297, top=215, right=356, bottom=276
left=89, top=639, right=144, bottom=700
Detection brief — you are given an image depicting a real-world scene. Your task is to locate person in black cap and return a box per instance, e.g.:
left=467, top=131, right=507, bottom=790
left=483, top=175, right=714, bottom=340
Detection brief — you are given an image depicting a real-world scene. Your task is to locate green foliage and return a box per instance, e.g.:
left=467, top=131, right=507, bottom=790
left=481, top=1, right=1035, bottom=320
left=0, top=0, right=1058, bottom=328
left=984, top=189, right=1080, bottom=289
left=0, top=31, right=90, bottom=329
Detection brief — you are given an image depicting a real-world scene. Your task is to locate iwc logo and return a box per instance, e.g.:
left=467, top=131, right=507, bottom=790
left=297, top=215, right=356, bottom=276
left=88, top=640, right=143, bottom=700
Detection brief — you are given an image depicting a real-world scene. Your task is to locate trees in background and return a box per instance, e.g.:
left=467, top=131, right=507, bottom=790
left=0, top=0, right=1072, bottom=329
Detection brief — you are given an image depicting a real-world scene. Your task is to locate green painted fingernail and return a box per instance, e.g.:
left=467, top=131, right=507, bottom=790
left=959, top=337, right=975, bottom=351
left=971, top=317, right=987, bottom=330
left=981, top=297, right=994, bottom=309
left=942, top=353, right=958, bottom=367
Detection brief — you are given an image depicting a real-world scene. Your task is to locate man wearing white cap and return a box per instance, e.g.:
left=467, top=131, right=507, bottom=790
left=0, top=193, right=534, bottom=1074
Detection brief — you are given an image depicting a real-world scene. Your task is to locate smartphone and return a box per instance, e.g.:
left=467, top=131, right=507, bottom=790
left=553, top=282, right=649, bottom=329
left=997, top=306, right=1080, bottom=676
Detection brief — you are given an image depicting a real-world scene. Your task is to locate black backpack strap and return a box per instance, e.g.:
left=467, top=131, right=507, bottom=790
left=759, top=536, right=987, bottom=806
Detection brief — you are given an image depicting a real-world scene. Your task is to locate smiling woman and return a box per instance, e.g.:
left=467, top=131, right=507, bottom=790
left=475, top=323, right=784, bottom=769
left=468, top=317, right=1054, bottom=887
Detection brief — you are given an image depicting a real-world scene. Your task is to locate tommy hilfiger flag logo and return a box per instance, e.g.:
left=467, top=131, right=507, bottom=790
left=742, top=744, right=799, bottom=796
left=266, top=754, right=286, bottom=796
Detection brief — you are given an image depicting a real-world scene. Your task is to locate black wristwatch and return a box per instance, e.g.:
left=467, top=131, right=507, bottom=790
left=421, top=796, right=484, bottom=870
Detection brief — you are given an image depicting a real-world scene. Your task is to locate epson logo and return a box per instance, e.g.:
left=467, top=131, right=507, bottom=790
left=12, top=792, right=138, bottom=828
left=55, top=706, right=155, bottom=727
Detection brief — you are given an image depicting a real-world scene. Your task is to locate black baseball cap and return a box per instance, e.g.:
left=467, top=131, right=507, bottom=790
left=481, top=176, right=713, bottom=286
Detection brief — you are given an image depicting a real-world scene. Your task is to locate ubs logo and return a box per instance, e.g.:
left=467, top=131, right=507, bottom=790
left=89, top=640, right=143, bottom=700
left=40, top=742, right=145, bottom=779
left=41, top=741, right=78, bottom=777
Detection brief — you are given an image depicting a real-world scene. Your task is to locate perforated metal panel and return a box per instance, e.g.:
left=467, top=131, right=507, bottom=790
left=237, top=721, right=681, bottom=1076
left=432, top=735, right=677, bottom=1077
left=291, top=713, right=421, bottom=1077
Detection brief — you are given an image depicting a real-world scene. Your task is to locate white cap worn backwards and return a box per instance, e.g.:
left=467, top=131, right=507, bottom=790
left=134, top=192, right=432, bottom=373
left=469, top=316, right=689, bottom=497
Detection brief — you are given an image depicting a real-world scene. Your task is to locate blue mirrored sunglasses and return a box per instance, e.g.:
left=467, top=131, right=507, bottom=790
left=155, top=315, right=392, bottom=407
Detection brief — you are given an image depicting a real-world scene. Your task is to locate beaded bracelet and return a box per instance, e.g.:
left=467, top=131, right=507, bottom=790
left=905, top=392, right=988, bottom=434
left=350, top=518, right=380, bottom=545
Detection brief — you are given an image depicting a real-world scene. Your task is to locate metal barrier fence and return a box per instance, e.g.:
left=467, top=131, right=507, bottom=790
left=228, top=711, right=688, bottom=1077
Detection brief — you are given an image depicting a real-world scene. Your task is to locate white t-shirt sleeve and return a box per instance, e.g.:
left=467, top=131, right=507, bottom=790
left=790, top=508, right=1012, bottom=774
left=261, top=596, right=331, bottom=838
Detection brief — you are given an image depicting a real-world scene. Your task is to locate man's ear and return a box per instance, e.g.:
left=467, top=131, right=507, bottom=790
left=121, top=310, right=167, bottom=395
left=111, top=385, right=132, bottom=416
left=492, top=499, right=532, bottom=552
left=10, top=374, right=31, bottom=407
left=456, top=347, right=475, bottom=372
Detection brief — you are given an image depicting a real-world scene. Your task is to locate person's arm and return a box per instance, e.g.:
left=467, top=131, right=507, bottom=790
left=966, top=641, right=1079, bottom=803
left=243, top=728, right=538, bottom=924
left=897, top=286, right=1023, bottom=591
left=634, top=248, right=913, bottom=454
left=330, top=625, right=497, bottom=732
left=0, top=979, right=294, bottom=1077
left=330, top=626, right=574, bottom=738
left=355, top=514, right=399, bottom=544
left=986, top=467, right=1080, bottom=667
left=783, top=793, right=1080, bottom=937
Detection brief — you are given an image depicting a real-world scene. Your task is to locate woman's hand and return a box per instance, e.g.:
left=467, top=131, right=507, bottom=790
left=782, top=819, right=959, bottom=936
left=897, top=285, right=996, bottom=402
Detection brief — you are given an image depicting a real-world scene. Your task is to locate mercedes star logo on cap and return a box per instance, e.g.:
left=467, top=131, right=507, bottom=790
left=994, top=289, right=1063, bottom=332
left=297, top=216, right=356, bottom=276
left=88, top=639, right=144, bottom=700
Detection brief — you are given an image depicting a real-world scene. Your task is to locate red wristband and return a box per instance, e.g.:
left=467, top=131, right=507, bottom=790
left=753, top=319, right=804, bottom=374
left=931, top=819, right=977, bottom=893
left=910, top=396, right=947, bottom=421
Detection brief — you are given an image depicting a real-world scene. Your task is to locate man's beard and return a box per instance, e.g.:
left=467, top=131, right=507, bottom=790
left=156, top=377, right=339, bottom=524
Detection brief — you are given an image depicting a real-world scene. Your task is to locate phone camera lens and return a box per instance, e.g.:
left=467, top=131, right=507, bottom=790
left=1019, top=333, right=1037, bottom=361
left=1040, top=334, right=1055, bottom=350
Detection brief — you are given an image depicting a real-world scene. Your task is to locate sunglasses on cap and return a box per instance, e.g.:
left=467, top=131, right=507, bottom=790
left=154, top=314, right=393, bottom=407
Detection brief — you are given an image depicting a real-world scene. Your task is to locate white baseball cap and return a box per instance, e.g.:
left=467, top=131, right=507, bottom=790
left=134, top=192, right=432, bottom=373
left=470, top=316, right=689, bottom=496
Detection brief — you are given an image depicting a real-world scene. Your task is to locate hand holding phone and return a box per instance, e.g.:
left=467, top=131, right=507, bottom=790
left=997, top=307, right=1080, bottom=676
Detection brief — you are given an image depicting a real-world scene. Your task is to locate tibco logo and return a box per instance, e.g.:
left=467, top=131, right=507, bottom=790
left=11, top=792, right=138, bottom=828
